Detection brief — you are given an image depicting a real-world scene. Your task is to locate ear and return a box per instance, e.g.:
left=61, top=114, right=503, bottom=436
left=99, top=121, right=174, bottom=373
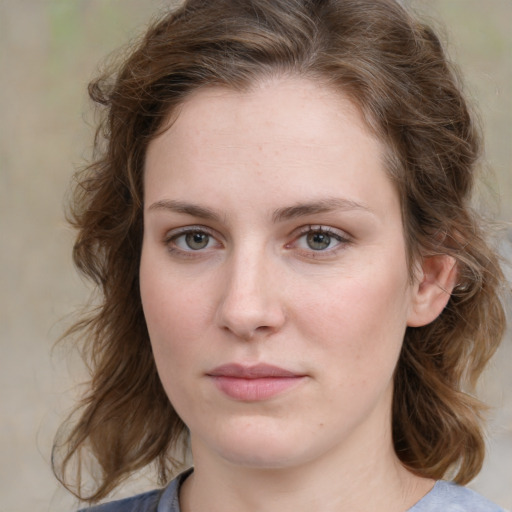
left=407, top=254, right=458, bottom=328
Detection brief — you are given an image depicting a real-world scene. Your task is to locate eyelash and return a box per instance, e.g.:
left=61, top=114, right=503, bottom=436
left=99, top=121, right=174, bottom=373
left=163, top=225, right=352, bottom=258
left=289, top=225, right=352, bottom=257
left=164, top=225, right=222, bottom=257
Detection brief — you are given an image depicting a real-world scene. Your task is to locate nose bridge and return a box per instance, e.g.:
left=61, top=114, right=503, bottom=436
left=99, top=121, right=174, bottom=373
left=216, top=241, right=285, bottom=339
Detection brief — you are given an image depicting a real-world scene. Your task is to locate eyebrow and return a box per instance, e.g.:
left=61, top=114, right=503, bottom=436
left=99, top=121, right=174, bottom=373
left=147, top=199, right=223, bottom=223
left=147, top=197, right=373, bottom=223
left=271, top=197, right=374, bottom=223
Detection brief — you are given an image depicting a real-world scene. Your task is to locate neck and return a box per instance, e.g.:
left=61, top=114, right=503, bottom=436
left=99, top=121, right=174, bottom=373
left=180, top=426, right=434, bottom=512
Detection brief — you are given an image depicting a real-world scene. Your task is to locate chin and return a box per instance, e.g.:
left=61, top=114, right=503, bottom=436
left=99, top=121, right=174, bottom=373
left=216, top=443, right=301, bottom=469
left=194, top=419, right=310, bottom=469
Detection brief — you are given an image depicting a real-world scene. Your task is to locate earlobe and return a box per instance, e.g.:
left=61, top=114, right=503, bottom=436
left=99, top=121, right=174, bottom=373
left=407, top=254, right=458, bottom=328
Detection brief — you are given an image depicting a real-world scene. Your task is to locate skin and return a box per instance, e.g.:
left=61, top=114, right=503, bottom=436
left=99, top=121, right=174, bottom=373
left=140, top=77, right=455, bottom=512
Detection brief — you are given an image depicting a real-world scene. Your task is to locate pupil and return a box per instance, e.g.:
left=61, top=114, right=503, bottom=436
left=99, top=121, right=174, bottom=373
left=307, top=232, right=330, bottom=250
left=186, top=232, right=209, bottom=250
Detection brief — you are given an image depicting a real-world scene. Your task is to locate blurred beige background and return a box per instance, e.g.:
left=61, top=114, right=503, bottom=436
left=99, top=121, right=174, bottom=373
left=0, top=1, right=510, bottom=511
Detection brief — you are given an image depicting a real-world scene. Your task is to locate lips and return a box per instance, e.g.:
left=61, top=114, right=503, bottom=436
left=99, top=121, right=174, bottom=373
left=206, top=363, right=306, bottom=401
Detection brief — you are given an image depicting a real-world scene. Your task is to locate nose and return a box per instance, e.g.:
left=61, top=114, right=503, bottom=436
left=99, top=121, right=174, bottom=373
left=215, top=250, right=286, bottom=340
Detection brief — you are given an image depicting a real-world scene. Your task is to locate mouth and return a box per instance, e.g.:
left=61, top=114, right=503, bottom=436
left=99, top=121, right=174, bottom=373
left=206, top=363, right=306, bottom=401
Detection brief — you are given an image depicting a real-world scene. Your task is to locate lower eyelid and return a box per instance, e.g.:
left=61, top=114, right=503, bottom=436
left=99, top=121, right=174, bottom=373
left=307, top=225, right=354, bottom=248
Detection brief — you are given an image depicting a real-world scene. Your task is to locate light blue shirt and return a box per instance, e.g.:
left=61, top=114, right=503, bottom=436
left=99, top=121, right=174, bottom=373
left=79, top=471, right=506, bottom=511
left=408, top=481, right=505, bottom=511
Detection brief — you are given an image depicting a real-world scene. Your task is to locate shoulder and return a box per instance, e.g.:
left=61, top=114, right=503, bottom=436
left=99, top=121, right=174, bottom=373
left=77, top=489, right=162, bottom=512
left=77, top=468, right=190, bottom=512
left=409, top=481, right=506, bottom=512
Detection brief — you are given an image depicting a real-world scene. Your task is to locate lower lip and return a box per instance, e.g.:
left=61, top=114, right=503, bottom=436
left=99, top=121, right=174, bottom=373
left=210, top=376, right=304, bottom=401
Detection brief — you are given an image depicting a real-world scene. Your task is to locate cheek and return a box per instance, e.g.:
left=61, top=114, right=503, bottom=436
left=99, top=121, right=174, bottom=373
left=295, top=271, right=410, bottom=378
left=139, top=258, right=224, bottom=412
left=141, top=244, right=208, bottom=334
left=140, top=265, right=205, bottom=415
left=140, top=252, right=196, bottom=367
left=142, top=289, right=202, bottom=362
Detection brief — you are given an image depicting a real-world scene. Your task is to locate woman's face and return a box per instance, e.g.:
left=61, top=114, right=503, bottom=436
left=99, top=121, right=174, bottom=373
left=140, top=77, right=420, bottom=470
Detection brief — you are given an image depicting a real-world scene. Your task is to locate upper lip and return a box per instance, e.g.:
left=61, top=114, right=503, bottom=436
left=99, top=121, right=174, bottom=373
left=207, top=363, right=303, bottom=379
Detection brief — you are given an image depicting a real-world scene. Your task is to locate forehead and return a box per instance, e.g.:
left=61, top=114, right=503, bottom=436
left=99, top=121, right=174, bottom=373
left=161, top=76, right=373, bottom=148
left=146, top=76, right=385, bottom=176
left=144, top=76, right=399, bottom=223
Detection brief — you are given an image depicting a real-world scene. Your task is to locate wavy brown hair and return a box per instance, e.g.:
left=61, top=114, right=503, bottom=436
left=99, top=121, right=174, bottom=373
left=53, top=0, right=506, bottom=502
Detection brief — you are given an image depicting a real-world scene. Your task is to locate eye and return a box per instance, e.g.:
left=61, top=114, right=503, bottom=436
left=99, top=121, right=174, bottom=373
left=165, top=227, right=221, bottom=253
left=292, top=226, right=351, bottom=253
left=183, top=232, right=211, bottom=250
left=305, top=231, right=333, bottom=251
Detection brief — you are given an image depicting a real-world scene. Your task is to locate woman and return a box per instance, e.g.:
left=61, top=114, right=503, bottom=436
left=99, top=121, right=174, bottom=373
left=53, top=0, right=507, bottom=510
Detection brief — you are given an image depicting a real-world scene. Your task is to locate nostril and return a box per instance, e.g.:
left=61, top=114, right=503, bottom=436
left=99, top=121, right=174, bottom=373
left=214, top=259, right=286, bottom=339
left=216, top=297, right=286, bottom=340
